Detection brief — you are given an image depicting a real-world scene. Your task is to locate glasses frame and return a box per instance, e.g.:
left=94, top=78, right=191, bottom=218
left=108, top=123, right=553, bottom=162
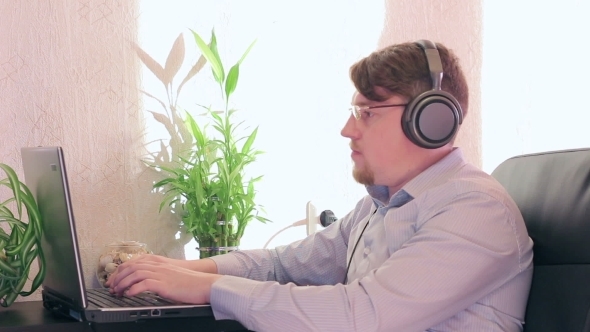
left=349, top=103, right=408, bottom=120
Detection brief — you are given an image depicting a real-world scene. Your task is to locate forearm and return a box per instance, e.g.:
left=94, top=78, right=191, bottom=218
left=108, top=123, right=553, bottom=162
left=209, top=206, right=359, bottom=284
left=211, top=277, right=359, bottom=331
left=209, top=227, right=350, bottom=285
left=209, top=249, right=277, bottom=280
left=176, top=257, right=219, bottom=274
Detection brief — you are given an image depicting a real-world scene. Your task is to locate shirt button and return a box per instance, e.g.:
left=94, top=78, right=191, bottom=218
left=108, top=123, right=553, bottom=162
left=363, top=247, right=371, bottom=255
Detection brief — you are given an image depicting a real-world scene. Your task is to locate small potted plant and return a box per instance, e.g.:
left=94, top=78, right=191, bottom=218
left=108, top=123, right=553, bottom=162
left=136, top=29, right=270, bottom=258
left=0, top=163, right=45, bottom=306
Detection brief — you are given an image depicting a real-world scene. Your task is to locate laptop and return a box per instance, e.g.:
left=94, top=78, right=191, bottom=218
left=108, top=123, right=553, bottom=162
left=21, top=146, right=213, bottom=323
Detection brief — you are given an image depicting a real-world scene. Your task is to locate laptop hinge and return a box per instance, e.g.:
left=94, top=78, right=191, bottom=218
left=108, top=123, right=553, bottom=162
left=42, top=289, right=85, bottom=322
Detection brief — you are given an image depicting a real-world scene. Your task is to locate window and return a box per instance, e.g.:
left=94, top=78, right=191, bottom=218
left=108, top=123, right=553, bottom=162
left=482, top=0, right=590, bottom=173
left=138, top=1, right=385, bottom=253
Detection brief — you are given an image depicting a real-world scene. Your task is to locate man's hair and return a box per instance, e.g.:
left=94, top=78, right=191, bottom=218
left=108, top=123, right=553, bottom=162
left=349, top=41, right=469, bottom=118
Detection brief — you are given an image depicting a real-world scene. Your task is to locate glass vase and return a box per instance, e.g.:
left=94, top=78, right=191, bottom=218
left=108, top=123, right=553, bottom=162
left=96, top=241, right=152, bottom=288
left=197, top=245, right=239, bottom=258
left=196, top=226, right=239, bottom=259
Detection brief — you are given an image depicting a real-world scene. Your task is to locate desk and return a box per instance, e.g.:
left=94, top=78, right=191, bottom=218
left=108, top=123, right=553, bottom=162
left=0, top=301, right=250, bottom=332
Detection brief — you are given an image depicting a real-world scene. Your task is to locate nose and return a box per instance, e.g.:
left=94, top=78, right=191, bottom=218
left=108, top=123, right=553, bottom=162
left=340, top=115, right=360, bottom=139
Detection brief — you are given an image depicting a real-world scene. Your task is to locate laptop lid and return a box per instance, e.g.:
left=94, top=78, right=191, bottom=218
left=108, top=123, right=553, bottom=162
left=21, top=146, right=88, bottom=310
left=21, top=146, right=214, bottom=323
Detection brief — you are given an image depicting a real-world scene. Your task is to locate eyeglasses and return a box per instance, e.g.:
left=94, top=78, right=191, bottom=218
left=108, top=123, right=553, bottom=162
left=349, top=103, right=408, bottom=120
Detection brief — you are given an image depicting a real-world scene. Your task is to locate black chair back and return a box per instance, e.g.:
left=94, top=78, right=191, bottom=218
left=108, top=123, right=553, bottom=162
left=491, top=148, right=590, bottom=332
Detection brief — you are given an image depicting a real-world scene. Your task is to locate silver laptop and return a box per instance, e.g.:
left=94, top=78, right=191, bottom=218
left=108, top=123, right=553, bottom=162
left=21, top=146, right=213, bottom=323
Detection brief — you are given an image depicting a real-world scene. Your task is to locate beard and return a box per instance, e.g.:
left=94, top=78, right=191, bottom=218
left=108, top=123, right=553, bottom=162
left=352, top=164, right=375, bottom=186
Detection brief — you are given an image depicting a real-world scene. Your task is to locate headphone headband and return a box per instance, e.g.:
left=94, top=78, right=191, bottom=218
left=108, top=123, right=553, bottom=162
left=415, top=40, right=443, bottom=90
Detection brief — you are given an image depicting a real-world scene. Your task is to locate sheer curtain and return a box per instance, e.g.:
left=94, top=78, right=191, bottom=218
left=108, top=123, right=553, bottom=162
left=481, top=0, right=590, bottom=173
left=0, top=0, right=146, bottom=298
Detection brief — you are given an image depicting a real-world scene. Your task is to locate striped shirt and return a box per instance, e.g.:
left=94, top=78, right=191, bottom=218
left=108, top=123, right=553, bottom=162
left=210, top=148, right=534, bottom=331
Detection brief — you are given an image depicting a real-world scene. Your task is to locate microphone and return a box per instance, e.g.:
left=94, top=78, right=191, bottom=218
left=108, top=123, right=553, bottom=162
left=290, top=210, right=337, bottom=226
left=290, top=203, right=337, bottom=233
left=320, top=210, right=337, bottom=227
left=263, top=202, right=338, bottom=249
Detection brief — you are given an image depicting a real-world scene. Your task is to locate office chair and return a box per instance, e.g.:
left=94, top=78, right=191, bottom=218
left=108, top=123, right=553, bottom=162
left=491, top=148, right=590, bottom=332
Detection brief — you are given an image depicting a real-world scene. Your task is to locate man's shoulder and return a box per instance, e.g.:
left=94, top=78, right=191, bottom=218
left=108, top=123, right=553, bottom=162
left=448, top=163, right=515, bottom=203
left=415, top=163, right=520, bottom=216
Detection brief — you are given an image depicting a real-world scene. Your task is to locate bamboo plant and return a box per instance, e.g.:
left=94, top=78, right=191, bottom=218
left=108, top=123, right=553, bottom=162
left=0, top=163, right=45, bottom=307
left=136, top=29, right=270, bottom=258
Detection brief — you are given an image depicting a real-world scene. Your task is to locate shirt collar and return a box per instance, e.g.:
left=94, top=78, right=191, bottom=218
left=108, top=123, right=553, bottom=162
left=366, top=148, right=468, bottom=207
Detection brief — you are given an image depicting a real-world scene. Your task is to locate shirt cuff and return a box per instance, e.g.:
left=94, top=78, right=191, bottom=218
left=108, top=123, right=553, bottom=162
left=210, top=275, right=259, bottom=324
left=209, top=252, right=243, bottom=276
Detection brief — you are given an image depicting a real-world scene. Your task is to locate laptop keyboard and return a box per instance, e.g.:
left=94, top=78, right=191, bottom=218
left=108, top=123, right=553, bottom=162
left=87, top=288, right=175, bottom=308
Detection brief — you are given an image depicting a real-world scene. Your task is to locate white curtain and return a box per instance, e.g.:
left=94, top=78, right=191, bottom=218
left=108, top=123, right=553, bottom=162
left=0, top=0, right=157, bottom=298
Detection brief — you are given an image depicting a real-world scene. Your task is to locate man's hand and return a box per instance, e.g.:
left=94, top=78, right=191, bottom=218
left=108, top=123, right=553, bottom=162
left=105, top=256, right=222, bottom=304
left=108, top=254, right=218, bottom=273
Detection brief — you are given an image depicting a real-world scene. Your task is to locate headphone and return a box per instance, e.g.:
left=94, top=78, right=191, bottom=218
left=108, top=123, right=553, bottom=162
left=401, top=40, right=463, bottom=149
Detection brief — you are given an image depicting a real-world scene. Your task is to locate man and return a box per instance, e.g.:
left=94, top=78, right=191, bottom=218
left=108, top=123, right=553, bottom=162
left=107, top=40, right=533, bottom=331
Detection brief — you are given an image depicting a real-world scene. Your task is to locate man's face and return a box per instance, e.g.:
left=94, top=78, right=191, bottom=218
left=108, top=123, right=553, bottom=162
left=341, top=91, right=424, bottom=189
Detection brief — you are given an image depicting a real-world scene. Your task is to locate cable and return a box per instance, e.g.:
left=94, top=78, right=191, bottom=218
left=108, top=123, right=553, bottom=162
left=263, top=224, right=295, bottom=249
left=343, top=207, right=377, bottom=284
left=262, top=208, right=339, bottom=249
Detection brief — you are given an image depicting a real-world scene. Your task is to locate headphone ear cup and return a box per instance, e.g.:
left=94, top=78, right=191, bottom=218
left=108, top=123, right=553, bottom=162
left=402, top=90, right=463, bottom=149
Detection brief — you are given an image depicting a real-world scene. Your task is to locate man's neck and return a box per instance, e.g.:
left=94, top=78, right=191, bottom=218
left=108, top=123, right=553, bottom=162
left=386, top=146, right=454, bottom=200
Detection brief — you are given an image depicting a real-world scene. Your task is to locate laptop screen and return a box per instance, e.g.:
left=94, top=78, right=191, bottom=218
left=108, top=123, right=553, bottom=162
left=21, top=146, right=88, bottom=309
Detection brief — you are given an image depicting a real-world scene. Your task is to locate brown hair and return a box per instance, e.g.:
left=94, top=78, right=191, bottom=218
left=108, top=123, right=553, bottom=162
left=349, top=41, right=469, bottom=117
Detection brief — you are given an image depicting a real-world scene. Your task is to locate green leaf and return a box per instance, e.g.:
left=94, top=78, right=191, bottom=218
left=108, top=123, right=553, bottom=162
left=238, top=39, right=257, bottom=65
left=255, top=216, right=271, bottom=223
left=208, top=29, right=225, bottom=83
left=0, top=164, right=22, bottom=217
left=241, top=127, right=259, bottom=155
left=190, top=29, right=225, bottom=84
left=209, top=109, right=223, bottom=123
left=186, top=113, right=207, bottom=148
left=224, top=63, right=240, bottom=101
left=0, top=163, right=44, bottom=306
